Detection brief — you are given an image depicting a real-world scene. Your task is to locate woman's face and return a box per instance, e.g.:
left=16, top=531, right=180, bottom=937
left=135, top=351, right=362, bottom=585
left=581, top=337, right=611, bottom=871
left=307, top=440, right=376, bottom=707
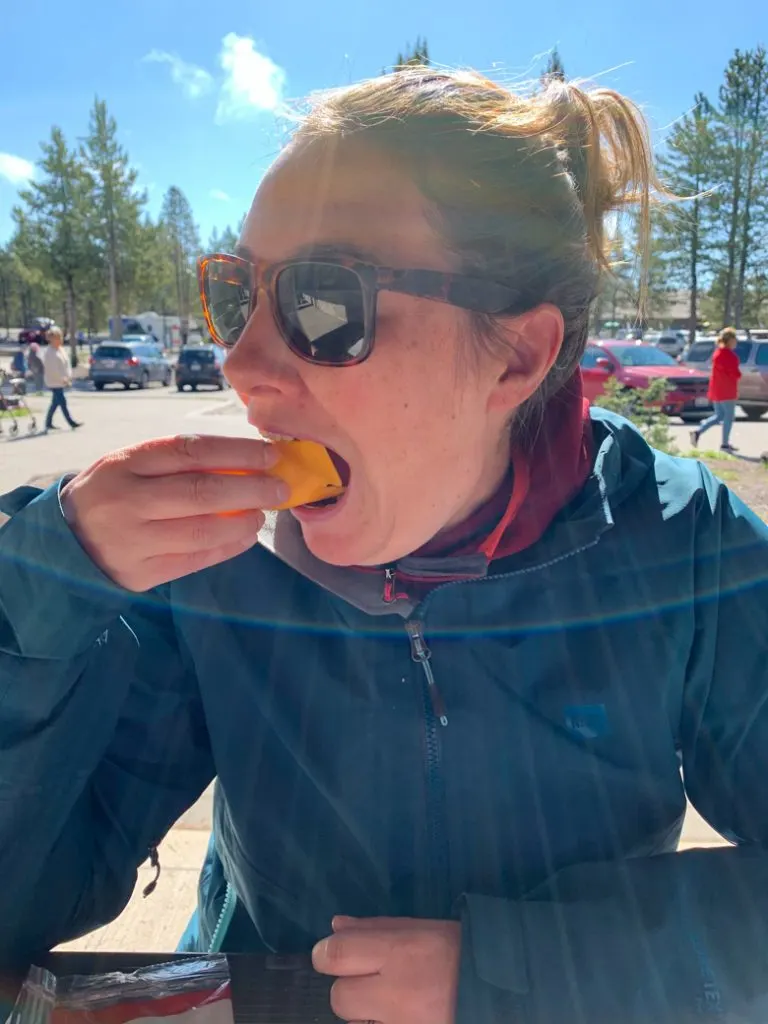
left=225, top=138, right=557, bottom=567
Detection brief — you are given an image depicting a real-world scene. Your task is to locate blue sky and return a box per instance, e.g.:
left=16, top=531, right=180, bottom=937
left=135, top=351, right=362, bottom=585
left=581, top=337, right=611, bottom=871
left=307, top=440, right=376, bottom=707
left=1, top=0, right=765, bottom=248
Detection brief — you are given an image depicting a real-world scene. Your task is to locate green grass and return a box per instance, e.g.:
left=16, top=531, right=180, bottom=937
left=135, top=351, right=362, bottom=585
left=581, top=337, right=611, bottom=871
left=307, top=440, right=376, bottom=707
left=681, top=448, right=734, bottom=461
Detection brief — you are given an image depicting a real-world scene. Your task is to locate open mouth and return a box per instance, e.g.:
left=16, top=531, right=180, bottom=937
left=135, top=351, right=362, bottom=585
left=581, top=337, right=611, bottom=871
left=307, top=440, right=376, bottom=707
left=302, top=448, right=351, bottom=509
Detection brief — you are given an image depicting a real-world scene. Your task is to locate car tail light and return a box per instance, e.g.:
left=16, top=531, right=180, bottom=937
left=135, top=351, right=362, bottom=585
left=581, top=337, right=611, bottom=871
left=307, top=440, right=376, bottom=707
left=127, top=356, right=140, bottom=366
left=88, top=356, right=94, bottom=366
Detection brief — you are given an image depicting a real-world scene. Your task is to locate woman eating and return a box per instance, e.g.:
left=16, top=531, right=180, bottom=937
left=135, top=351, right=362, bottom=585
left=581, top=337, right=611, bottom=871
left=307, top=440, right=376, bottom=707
left=1, top=68, right=767, bottom=1023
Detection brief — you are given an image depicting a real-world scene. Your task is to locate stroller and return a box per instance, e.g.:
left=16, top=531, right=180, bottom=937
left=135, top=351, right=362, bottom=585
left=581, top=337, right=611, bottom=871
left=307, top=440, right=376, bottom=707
left=0, top=369, right=38, bottom=437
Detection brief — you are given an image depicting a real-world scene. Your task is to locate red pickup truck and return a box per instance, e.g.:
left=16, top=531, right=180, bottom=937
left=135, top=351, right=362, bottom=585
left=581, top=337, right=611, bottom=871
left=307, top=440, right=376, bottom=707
left=581, top=341, right=711, bottom=422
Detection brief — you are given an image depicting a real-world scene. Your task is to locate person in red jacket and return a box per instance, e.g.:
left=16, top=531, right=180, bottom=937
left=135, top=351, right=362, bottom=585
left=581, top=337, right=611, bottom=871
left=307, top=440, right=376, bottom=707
left=691, top=327, right=741, bottom=452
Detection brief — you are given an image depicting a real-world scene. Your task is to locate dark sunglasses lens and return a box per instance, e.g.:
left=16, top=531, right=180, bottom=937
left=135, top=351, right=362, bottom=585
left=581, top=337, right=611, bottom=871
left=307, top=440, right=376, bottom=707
left=205, top=260, right=252, bottom=347
left=276, top=263, right=368, bottom=365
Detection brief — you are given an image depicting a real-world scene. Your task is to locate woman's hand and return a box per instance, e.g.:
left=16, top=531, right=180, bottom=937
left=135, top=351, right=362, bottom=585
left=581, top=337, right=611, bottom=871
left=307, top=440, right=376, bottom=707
left=60, top=434, right=287, bottom=592
left=313, top=916, right=461, bottom=1024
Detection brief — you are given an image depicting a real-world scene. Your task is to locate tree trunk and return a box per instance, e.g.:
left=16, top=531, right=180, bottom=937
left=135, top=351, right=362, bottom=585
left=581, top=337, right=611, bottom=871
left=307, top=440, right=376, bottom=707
left=109, top=255, right=122, bottom=340
left=722, top=131, right=745, bottom=326
left=66, top=278, right=78, bottom=368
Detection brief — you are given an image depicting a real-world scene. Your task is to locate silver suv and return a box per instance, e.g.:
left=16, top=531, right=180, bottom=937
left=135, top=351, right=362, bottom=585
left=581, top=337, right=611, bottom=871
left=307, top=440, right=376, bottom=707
left=89, top=337, right=173, bottom=391
left=681, top=339, right=768, bottom=420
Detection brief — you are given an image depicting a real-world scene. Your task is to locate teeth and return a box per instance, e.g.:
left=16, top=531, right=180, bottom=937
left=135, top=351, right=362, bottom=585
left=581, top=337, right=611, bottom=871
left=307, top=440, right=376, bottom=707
left=261, top=431, right=296, bottom=442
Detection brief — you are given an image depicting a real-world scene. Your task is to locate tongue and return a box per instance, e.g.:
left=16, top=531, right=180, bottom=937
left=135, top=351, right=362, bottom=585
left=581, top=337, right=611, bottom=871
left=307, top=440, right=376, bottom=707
left=328, top=449, right=351, bottom=487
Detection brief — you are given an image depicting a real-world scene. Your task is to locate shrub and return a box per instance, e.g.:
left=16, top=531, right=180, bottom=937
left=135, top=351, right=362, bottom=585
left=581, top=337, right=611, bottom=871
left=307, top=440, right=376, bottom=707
left=594, top=376, right=678, bottom=455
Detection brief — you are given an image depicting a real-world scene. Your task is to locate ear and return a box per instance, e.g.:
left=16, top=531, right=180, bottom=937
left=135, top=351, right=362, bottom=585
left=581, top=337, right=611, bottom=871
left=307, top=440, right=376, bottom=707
left=486, top=304, right=564, bottom=416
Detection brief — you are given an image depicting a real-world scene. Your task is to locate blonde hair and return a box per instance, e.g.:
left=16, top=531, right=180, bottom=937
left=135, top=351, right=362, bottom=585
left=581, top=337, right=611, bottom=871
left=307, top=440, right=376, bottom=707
left=46, top=326, right=63, bottom=342
left=718, top=327, right=737, bottom=345
left=295, top=67, right=662, bottom=425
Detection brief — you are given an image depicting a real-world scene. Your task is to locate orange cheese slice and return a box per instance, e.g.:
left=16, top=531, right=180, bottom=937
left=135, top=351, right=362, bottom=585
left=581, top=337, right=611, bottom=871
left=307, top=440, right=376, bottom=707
left=217, top=439, right=345, bottom=511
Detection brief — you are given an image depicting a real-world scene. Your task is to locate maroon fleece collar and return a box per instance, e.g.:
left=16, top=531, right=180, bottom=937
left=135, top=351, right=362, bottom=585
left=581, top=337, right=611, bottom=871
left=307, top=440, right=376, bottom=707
left=414, top=373, right=593, bottom=563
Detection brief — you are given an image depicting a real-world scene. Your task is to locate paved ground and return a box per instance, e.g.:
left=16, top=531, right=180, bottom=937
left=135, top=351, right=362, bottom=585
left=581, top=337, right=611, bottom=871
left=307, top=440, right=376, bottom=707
left=668, top=413, right=768, bottom=459
left=0, top=382, right=731, bottom=952
left=0, top=383, right=253, bottom=494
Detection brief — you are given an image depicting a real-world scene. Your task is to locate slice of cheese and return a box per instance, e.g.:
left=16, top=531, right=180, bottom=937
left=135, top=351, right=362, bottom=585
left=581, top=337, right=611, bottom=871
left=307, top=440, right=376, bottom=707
left=217, top=440, right=345, bottom=511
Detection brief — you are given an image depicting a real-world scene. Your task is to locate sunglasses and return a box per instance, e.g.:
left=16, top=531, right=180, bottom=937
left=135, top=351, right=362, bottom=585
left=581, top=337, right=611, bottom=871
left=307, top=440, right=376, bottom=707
left=198, top=252, right=518, bottom=367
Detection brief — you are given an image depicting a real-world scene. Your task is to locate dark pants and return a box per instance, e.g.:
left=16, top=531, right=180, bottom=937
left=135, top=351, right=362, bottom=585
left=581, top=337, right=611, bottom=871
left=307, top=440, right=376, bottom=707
left=45, top=387, right=76, bottom=429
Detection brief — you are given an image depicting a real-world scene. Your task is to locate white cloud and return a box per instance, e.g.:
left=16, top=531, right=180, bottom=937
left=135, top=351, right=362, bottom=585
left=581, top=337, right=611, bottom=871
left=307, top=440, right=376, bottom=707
left=0, top=152, right=35, bottom=186
left=143, top=50, right=213, bottom=99
left=209, top=188, right=231, bottom=202
left=216, top=33, right=286, bottom=123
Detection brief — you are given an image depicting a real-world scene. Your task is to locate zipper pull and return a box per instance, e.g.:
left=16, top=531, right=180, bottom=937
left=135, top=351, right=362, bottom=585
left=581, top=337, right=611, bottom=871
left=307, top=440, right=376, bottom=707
left=383, top=567, right=397, bottom=603
left=405, top=619, right=430, bottom=661
left=405, top=620, right=448, bottom=726
left=142, top=845, right=162, bottom=898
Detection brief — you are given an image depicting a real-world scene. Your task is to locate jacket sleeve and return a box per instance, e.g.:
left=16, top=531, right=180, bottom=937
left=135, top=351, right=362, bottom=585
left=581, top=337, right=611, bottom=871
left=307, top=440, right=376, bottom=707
left=456, top=466, right=768, bottom=1024
left=0, top=482, right=214, bottom=964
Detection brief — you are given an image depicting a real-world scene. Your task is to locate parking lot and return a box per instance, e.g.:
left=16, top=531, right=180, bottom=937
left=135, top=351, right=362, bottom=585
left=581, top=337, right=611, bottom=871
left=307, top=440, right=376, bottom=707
left=0, top=380, right=254, bottom=494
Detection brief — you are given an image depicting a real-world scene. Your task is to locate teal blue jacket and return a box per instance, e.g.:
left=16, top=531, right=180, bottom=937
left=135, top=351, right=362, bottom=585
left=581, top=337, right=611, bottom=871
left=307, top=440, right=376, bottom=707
left=1, top=409, right=768, bottom=1022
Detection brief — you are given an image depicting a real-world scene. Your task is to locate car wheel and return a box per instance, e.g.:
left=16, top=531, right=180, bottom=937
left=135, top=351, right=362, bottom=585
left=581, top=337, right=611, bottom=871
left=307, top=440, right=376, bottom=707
left=191, top=383, right=198, bottom=391
left=94, top=382, right=105, bottom=391
left=217, top=380, right=224, bottom=390
left=679, top=413, right=707, bottom=424
left=139, top=371, right=149, bottom=390
left=177, top=384, right=185, bottom=392
left=123, top=381, right=131, bottom=390
left=162, top=373, right=171, bottom=387
left=741, top=406, right=767, bottom=421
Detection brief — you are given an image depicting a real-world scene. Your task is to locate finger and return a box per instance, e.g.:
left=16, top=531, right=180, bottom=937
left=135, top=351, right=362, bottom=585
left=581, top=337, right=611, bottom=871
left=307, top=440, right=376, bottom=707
left=140, top=510, right=265, bottom=555
left=329, top=977, right=384, bottom=1024
left=128, top=435, right=280, bottom=477
left=313, top=932, right=391, bottom=977
left=141, top=534, right=260, bottom=585
left=135, top=471, right=288, bottom=519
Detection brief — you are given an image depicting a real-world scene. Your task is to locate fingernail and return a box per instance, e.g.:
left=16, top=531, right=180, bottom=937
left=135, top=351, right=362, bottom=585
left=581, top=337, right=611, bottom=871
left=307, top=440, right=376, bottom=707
left=262, top=445, right=280, bottom=468
left=312, top=938, right=328, bottom=963
left=273, top=481, right=290, bottom=504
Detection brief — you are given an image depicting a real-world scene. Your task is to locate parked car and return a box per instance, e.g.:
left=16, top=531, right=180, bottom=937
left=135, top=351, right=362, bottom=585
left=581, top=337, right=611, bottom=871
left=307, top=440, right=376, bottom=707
left=654, top=330, right=688, bottom=358
left=18, top=317, right=55, bottom=345
left=175, top=345, right=227, bottom=391
left=581, top=341, right=711, bottom=421
left=680, top=338, right=768, bottom=420
left=89, top=337, right=173, bottom=390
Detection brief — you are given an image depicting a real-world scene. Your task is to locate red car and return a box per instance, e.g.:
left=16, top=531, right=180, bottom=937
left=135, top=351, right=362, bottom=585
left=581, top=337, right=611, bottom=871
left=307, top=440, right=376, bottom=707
left=18, top=317, right=55, bottom=346
left=581, top=341, right=711, bottom=422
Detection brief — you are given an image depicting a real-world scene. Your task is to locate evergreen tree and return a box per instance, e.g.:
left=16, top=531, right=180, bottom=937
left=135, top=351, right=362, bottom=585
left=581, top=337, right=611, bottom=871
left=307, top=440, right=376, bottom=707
left=81, top=98, right=146, bottom=339
left=656, top=93, right=718, bottom=341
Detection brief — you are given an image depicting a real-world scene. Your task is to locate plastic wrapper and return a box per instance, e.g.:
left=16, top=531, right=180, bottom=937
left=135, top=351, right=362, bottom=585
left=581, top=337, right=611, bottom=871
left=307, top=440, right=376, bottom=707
left=6, top=957, right=233, bottom=1024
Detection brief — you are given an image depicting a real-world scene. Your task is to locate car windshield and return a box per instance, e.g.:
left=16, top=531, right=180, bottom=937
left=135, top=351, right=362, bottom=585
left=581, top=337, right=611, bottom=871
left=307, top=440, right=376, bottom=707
left=686, top=342, right=715, bottom=361
left=606, top=346, right=678, bottom=367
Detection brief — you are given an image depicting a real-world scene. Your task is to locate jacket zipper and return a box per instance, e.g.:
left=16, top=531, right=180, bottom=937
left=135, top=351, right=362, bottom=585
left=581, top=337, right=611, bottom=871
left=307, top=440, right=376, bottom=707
left=208, top=882, right=236, bottom=953
left=404, top=618, right=450, bottom=914
left=405, top=619, right=448, bottom=726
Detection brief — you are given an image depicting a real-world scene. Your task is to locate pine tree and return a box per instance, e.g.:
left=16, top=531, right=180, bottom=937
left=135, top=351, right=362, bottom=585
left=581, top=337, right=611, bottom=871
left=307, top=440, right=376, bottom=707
left=713, top=50, right=754, bottom=326
left=16, top=127, right=92, bottom=364
left=734, top=47, right=767, bottom=327
left=207, top=225, right=240, bottom=253
left=160, top=186, right=201, bottom=345
left=656, top=93, right=718, bottom=342
left=81, top=98, right=146, bottom=340
left=392, top=38, right=430, bottom=72
left=541, top=47, right=566, bottom=84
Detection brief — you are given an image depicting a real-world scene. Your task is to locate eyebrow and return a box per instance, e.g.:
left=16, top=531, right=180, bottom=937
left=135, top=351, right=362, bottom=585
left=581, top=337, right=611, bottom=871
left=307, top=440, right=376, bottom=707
left=233, top=240, right=382, bottom=264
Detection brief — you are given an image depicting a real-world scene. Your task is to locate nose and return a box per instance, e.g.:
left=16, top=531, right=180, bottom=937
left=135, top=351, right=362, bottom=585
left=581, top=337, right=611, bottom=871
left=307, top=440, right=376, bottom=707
left=223, top=297, right=301, bottom=399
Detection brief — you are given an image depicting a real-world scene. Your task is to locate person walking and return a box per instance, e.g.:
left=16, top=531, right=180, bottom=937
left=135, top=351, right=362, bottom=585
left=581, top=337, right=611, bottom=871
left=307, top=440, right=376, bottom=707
left=42, top=327, right=82, bottom=431
left=691, top=327, right=741, bottom=452
left=27, top=343, right=44, bottom=394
